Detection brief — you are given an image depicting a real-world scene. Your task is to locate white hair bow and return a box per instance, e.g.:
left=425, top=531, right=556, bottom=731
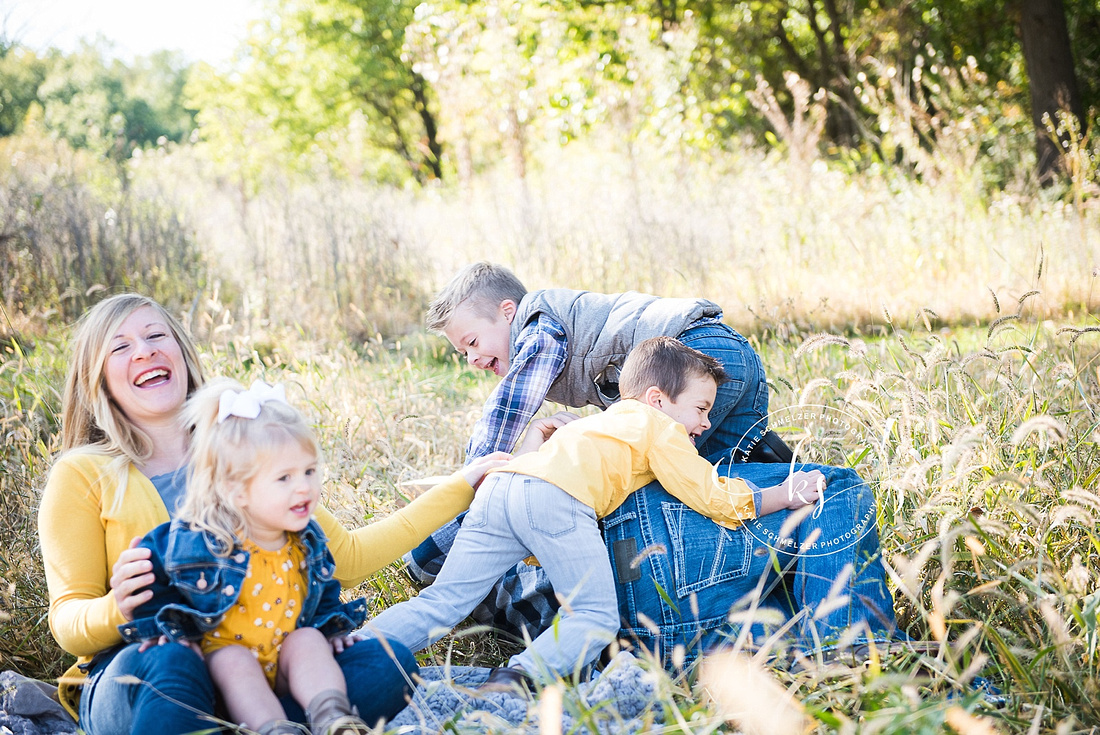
left=217, top=381, right=288, bottom=423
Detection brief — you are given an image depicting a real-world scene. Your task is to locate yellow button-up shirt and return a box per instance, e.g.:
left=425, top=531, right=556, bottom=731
left=498, top=399, right=756, bottom=528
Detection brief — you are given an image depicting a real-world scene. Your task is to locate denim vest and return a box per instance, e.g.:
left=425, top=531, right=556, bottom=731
left=511, top=289, right=722, bottom=408
left=119, top=518, right=366, bottom=643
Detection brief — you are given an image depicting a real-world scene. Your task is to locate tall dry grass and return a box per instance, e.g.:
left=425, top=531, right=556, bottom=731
left=0, top=330, right=64, bottom=677
left=146, top=138, right=1095, bottom=339
left=4, top=108, right=1096, bottom=345
left=0, top=133, right=203, bottom=324
left=3, top=295, right=1098, bottom=731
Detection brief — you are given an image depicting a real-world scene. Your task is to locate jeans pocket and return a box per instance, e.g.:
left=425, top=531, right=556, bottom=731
left=753, top=373, right=769, bottom=415
left=526, top=482, right=579, bottom=537
left=463, top=491, right=491, bottom=529
left=661, top=501, right=750, bottom=598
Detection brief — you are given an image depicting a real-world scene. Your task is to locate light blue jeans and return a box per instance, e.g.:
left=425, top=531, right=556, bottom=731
left=602, top=463, right=897, bottom=664
left=365, top=472, right=619, bottom=677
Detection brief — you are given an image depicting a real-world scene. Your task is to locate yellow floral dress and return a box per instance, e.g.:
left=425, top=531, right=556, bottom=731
left=201, top=537, right=308, bottom=687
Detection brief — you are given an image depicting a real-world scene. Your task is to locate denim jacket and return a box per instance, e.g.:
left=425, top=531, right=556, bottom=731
left=118, top=518, right=366, bottom=643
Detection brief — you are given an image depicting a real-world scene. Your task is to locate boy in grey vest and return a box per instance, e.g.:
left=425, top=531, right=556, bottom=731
left=405, top=262, right=791, bottom=636
left=428, top=261, right=790, bottom=463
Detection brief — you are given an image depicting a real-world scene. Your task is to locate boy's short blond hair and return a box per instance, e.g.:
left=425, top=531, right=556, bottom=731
left=426, top=262, right=527, bottom=332
left=619, top=337, right=728, bottom=401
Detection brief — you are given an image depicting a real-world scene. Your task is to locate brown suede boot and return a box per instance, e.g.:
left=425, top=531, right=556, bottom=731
left=477, top=666, right=536, bottom=697
left=255, top=720, right=310, bottom=735
left=305, top=689, right=371, bottom=735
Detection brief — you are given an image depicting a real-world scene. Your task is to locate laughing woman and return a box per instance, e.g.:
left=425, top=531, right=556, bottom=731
left=38, top=293, right=503, bottom=735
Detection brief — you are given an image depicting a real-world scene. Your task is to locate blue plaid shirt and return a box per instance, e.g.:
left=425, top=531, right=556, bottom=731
left=405, top=314, right=569, bottom=639
left=465, top=313, right=569, bottom=460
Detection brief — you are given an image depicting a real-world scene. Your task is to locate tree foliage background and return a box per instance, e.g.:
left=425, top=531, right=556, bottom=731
left=2, top=6, right=1099, bottom=732
left=4, top=0, right=1095, bottom=185
left=0, top=0, right=1097, bottom=329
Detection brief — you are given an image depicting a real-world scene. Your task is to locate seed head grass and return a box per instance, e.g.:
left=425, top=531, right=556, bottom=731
left=2, top=307, right=1099, bottom=732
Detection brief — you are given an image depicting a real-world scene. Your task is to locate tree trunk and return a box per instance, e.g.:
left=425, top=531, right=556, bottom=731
left=1019, top=0, right=1084, bottom=182
left=410, top=74, right=444, bottom=181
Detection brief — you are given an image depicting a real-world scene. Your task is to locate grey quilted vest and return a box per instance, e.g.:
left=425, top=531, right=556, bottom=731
left=510, top=289, right=722, bottom=408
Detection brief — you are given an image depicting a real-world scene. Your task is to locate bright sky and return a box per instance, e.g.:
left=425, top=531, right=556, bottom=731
left=3, top=0, right=263, bottom=64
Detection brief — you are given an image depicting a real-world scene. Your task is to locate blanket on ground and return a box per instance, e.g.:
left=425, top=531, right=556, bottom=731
left=391, top=652, right=661, bottom=734
left=0, top=671, right=78, bottom=735
left=0, top=652, right=658, bottom=734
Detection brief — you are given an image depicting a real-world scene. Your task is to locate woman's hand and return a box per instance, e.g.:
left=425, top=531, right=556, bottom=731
left=515, top=411, right=581, bottom=455
left=462, top=451, right=511, bottom=489
left=138, top=636, right=204, bottom=659
left=110, top=536, right=155, bottom=621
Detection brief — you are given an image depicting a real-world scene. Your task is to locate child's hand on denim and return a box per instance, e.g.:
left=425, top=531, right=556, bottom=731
left=138, top=636, right=204, bottom=659
left=330, top=631, right=365, bottom=654
left=757, top=470, right=825, bottom=515
left=463, top=451, right=511, bottom=489
left=515, top=411, right=581, bottom=454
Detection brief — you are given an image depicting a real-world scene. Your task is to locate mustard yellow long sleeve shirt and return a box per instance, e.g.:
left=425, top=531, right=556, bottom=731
left=38, top=451, right=473, bottom=711
left=498, top=400, right=756, bottom=526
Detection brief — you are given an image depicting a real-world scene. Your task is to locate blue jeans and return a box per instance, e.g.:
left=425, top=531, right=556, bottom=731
left=366, top=473, right=619, bottom=677
left=80, top=641, right=215, bottom=735
left=80, top=637, right=417, bottom=733
left=677, top=323, right=769, bottom=461
left=602, top=463, right=896, bottom=665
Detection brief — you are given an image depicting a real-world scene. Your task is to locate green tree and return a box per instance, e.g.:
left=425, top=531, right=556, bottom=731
left=37, top=40, right=126, bottom=156
left=678, top=0, right=1097, bottom=169
left=406, top=0, right=709, bottom=179
left=187, top=0, right=436, bottom=183
left=300, top=0, right=444, bottom=181
left=0, top=46, right=47, bottom=137
left=36, top=39, right=195, bottom=163
left=124, top=50, right=197, bottom=145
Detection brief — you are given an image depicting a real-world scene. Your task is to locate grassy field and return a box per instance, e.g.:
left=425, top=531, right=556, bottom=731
left=4, top=128, right=1097, bottom=341
left=2, top=298, right=1099, bottom=733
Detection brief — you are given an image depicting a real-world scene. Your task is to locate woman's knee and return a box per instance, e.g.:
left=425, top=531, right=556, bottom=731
left=125, top=641, right=209, bottom=682
left=339, top=638, right=416, bottom=723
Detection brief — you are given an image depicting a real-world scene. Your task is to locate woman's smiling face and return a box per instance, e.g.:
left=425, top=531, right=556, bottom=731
left=103, top=305, right=189, bottom=428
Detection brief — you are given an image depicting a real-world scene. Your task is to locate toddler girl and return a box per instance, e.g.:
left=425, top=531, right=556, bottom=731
left=120, top=379, right=372, bottom=735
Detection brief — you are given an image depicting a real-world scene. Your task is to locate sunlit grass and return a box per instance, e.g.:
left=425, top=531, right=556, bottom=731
left=3, top=305, right=1098, bottom=732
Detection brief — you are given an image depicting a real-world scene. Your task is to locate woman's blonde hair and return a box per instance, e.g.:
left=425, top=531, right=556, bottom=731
left=61, top=293, right=204, bottom=462
left=178, top=378, right=321, bottom=554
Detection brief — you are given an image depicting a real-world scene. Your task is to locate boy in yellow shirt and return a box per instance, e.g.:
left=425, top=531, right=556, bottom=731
left=363, top=337, right=822, bottom=687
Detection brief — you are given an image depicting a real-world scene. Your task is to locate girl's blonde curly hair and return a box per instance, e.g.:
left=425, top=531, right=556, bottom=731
left=178, top=378, right=321, bottom=555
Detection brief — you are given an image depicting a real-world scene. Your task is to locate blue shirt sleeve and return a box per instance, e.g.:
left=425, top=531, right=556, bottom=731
left=465, top=314, right=568, bottom=461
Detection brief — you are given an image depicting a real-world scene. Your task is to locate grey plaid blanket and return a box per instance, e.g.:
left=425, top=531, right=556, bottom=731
left=390, top=653, right=661, bottom=734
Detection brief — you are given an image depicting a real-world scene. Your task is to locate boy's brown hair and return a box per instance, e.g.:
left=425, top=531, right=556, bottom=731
left=619, top=337, right=728, bottom=400
left=426, top=262, right=528, bottom=332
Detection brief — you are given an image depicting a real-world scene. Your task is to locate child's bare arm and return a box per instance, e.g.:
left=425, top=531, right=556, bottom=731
left=756, top=470, right=826, bottom=516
